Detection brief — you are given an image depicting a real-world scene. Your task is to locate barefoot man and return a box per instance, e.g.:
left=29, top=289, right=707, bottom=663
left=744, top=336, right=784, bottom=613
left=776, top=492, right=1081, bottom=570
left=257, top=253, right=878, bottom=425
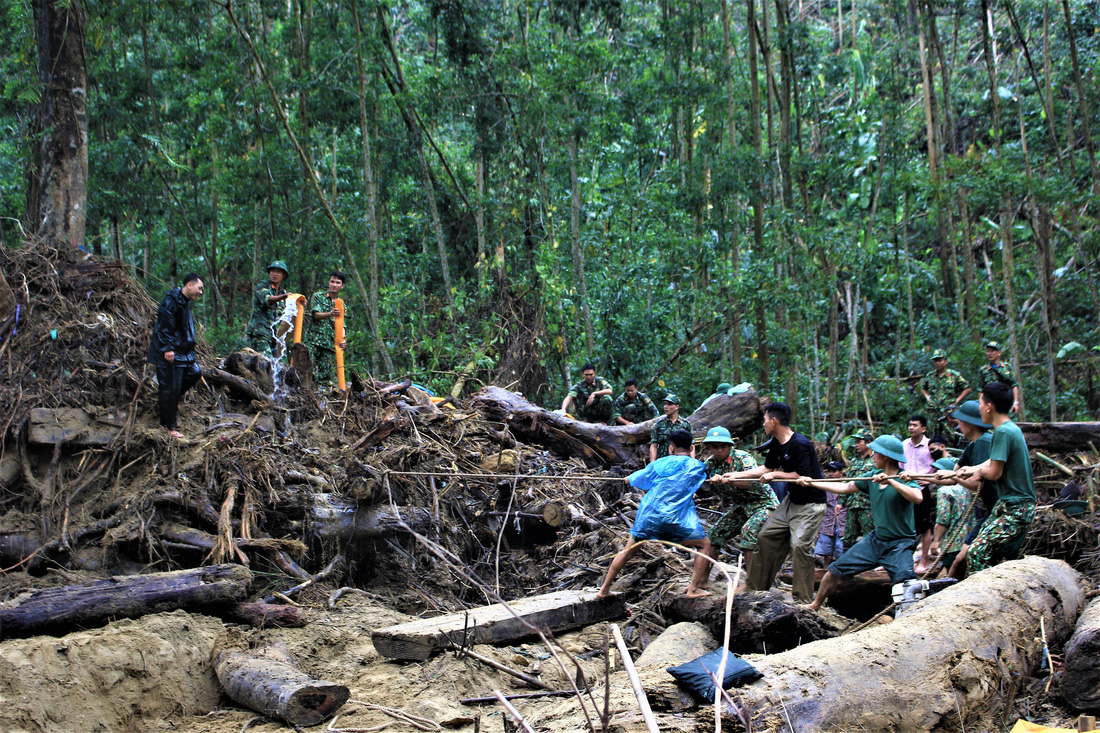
left=598, top=430, right=713, bottom=598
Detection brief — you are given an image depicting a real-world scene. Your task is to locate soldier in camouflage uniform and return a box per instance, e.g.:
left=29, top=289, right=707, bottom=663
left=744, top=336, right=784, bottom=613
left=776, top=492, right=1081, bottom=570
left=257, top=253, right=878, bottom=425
left=929, top=457, right=976, bottom=570
left=307, top=271, right=348, bottom=386
left=977, top=341, right=1021, bottom=415
left=611, top=379, right=658, bottom=425
left=920, top=349, right=971, bottom=420
left=699, top=426, right=778, bottom=588
left=561, top=364, right=614, bottom=422
left=841, top=430, right=876, bottom=548
left=245, top=261, right=291, bottom=355
left=649, top=394, right=693, bottom=461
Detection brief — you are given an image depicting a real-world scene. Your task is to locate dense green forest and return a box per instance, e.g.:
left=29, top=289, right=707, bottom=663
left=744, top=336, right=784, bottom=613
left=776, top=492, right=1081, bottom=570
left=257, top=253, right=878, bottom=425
left=5, top=0, right=1100, bottom=432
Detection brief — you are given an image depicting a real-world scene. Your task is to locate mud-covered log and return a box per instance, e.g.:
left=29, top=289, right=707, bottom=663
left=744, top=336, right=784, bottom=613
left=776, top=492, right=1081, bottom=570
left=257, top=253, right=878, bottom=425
left=472, top=386, right=765, bottom=466
left=290, top=495, right=432, bottom=543
left=665, top=589, right=838, bottom=655
left=226, top=602, right=308, bottom=628
left=204, top=366, right=273, bottom=405
left=0, top=564, right=253, bottom=639
left=1016, top=422, right=1100, bottom=453
left=721, top=558, right=1084, bottom=732
left=215, top=641, right=349, bottom=726
left=1064, top=597, right=1100, bottom=710
left=223, top=351, right=275, bottom=395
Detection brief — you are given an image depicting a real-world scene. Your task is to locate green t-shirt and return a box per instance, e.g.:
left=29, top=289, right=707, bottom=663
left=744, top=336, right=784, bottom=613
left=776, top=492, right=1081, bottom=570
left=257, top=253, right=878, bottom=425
left=988, top=420, right=1036, bottom=504
left=959, top=431, right=996, bottom=510
left=853, top=471, right=918, bottom=542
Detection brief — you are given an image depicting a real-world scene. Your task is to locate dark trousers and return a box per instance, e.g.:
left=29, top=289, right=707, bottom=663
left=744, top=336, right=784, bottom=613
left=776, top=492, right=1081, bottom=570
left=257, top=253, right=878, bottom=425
left=156, top=362, right=202, bottom=428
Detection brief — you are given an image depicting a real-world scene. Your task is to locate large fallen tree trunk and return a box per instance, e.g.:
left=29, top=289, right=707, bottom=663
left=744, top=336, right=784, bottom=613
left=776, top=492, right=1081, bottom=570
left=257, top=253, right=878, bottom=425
left=1016, top=421, right=1100, bottom=453
left=471, top=386, right=765, bottom=466
left=1063, top=597, right=1100, bottom=710
left=0, top=564, right=252, bottom=639
left=719, top=557, right=1084, bottom=732
left=215, top=640, right=349, bottom=726
left=665, top=589, right=838, bottom=654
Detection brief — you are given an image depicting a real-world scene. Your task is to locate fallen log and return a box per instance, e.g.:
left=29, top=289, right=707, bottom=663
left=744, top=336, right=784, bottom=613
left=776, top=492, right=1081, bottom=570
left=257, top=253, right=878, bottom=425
left=289, top=495, right=432, bottom=543
left=1016, top=422, right=1100, bottom=453
left=719, top=557, right=1084, bottom=732
left=472, top=387, right=764, bottom=466
left=215, top=641, right=349, bottom=727
left=203, top=366, right=273, bottom=405
left=372, top=589, right=627, bottom=661
left=1064, top=597, right=1100, bottom=710
left=665, top=589, right=838, bottom=655
left=0, top=564, right=253, bottom=640
left=222, top=351, right=275, bottom=395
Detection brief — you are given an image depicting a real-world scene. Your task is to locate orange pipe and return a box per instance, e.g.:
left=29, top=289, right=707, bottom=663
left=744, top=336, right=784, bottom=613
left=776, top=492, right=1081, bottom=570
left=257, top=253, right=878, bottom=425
left=289, top=294, right=307, bottom=343
left=334, top=298, right=346, bottom=390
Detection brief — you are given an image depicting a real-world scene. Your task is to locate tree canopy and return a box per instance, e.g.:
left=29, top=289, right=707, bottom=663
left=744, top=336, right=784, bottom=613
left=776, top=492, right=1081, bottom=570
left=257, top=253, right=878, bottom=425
left=5, top=0, right=1100, bottom=433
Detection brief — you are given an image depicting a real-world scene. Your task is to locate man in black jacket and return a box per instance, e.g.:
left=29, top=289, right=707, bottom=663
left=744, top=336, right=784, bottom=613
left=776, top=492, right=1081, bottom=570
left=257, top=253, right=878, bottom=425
left=147, top=273, right=204, bottom=438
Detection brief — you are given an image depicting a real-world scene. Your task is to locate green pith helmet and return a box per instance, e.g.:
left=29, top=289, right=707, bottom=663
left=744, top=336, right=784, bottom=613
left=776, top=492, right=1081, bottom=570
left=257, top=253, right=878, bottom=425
left=716, top=382, right=733, bottom=394
left=267, top=260, right=289, bottom=278
left=952, top=400, right=991, bottom=429
left=931, top=349, right=947, bottom=360
left=868, top=435, right=906, bottom=463
left=985, top=340, right=1002, bottom=351
left=663, top=393, right=681, bottom=405
left=703, top=426, right=734, bottom=445
left=851, top=429, right=873, bottom=442
left=934, top=457, right=957, bottom=471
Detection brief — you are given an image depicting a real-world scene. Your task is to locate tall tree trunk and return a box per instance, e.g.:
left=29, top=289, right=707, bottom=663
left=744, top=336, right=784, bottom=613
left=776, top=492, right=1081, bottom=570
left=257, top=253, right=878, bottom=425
left=748, top=0, right=769, bottom=389
left=720, top=0, right=743, bottom=383
left=352, top=2, right=394, bottom=374
left=1061, top=0, right=1100, bottom=195
left=566, top=131, right=596, bottom=358
left=28, top=0, right=88, bottom=248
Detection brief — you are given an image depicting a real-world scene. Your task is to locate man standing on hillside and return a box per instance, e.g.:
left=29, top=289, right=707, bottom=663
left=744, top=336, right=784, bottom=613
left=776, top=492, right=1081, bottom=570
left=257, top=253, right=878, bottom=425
left=246, top=260, right=291, bottom=355
left=147, top=273, right=204, bottom=439
left=713, top=402, right=826, bottom=603
left=977, top=341, right=1021, bottom=415
left=920, top=349, right=971, bottom=420
left=611, top=379, right=658, bottom=425
left=308, top=271, right=348, bottom=386
left=561, top=363, right=614, bottom=423
left=650, top=394, right=694, bottom=461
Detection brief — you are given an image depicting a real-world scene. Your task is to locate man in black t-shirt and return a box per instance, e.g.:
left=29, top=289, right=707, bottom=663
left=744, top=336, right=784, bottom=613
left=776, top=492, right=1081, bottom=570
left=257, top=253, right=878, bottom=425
left=713, top=402, right=826, bottom=602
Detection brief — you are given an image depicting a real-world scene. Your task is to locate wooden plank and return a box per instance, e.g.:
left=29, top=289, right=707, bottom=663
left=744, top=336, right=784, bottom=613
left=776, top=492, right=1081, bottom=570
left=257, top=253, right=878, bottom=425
left=28, top=407, right=125, bottom=446
left=371, top=589, right=626, bottom=661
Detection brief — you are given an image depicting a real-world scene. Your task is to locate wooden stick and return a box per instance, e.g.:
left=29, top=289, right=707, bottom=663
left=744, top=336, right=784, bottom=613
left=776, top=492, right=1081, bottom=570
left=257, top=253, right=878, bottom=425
left=1037, top=452, right=1075, bottom=477
left=610, top=623, right=659, bottom=733
left=493, top=690, right=537, bottom=733
left=449, top=644, right=554, bottom=691
left=461, top=689, right=585, bottom=705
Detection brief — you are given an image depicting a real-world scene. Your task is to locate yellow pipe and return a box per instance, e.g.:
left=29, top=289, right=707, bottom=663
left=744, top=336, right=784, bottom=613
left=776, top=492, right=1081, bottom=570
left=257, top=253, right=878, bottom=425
left=288, top=293, right=307, bottom=343
left=334, top=298, right=346, bottom=391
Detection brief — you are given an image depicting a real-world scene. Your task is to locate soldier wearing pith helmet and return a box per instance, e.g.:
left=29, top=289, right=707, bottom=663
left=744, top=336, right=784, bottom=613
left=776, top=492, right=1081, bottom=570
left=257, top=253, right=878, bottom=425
left=920, top=348, right=971, bottom=420
left=246, top=260, right=292, bottom=355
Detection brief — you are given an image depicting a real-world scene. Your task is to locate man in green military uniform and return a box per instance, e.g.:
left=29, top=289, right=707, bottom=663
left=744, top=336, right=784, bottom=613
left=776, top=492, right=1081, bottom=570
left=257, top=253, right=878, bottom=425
left=977, top=341, right=1021, bottom=415
left=307, top=271, right=348, bottom=386
left=920, top=349, right=971, bottom=420
left=841, top=430, right=875, bottom=548
left=611, top=379, right=658, bottom=425
left=700, top=426, right=778, bottom=583
left=650, top=394, right=693, bottom=461
left=953, top=382, right=1036, bottom=575
left=561, top=364, right=613, bottom=423
left=245, top=261, right=291, bottom=355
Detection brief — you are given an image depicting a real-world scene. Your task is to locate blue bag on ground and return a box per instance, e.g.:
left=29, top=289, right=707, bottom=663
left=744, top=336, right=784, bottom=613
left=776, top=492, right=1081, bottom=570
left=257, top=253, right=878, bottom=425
left=628, top=456, right=707, bottom=541
left=666, top=648, right=763, bottom=702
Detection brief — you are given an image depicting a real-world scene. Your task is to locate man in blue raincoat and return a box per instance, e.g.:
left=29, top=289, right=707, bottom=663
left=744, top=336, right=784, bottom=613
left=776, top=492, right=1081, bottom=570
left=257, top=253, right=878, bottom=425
left=597, top=429, right=713, bottom=598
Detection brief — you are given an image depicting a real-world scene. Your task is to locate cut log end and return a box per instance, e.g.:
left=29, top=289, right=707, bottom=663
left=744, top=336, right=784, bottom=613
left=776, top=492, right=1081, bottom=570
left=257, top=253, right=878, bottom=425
left=283, top=684, right=351, bottom=727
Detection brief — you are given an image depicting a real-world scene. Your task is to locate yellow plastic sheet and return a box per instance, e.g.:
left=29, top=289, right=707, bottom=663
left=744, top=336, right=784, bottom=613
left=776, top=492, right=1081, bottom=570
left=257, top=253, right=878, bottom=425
left=1010, top=720, right=1079, bottom=733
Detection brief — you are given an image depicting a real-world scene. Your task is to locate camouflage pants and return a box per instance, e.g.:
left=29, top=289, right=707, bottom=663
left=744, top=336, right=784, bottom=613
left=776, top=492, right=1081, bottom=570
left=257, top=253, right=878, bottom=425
left=843, top=507, right=875, bottom=549
left=708, top=501, right=775, bottom=551
left=967, top=500, right=1035, bottom=572
left=248, top=333, right=275, bottom=355
left=576, top=394, right=613, bottom=423
left=311, top=346, right=336, bottom=385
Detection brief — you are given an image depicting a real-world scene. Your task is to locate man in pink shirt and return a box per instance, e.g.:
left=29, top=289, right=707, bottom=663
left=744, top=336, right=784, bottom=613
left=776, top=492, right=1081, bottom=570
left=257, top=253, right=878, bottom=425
left=901, top=415, right=935, bottom=572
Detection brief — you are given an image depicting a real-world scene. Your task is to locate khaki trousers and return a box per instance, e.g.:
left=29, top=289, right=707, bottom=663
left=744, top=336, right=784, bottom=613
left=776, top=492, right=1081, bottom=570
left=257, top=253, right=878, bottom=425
left=746, top=497, right=826, bottom=603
